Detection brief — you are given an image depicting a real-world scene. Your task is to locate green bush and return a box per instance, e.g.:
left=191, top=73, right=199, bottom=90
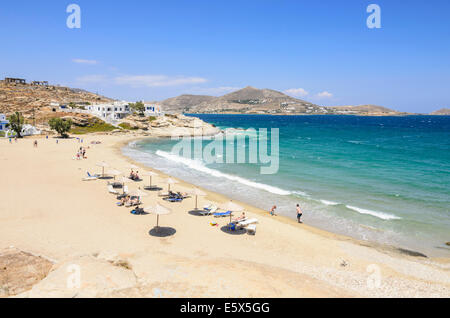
left=70, top=119, right=116, bottom=135
left=49, top=117, right=72, bottom=138
left=118, top=123, right=138, bottom=130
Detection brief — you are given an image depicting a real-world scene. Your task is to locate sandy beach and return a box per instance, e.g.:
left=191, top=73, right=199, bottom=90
left=0, top=135, right=449, bottom=298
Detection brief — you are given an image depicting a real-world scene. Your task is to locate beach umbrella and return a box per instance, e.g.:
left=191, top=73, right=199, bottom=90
left=144, top=203, right=172, bottom=230
left=219, top=200, right=244, bottom=223
left=143, top=171, right=158, bottom=188
left=96, top=161, right=109, bottom=177
left=107, top=169, right=122, bottom=180
left=189, top=188, right=206, bottom=210
left=119, top=176, right=131, bottom=194
left=166, top=178, right=179, bottom=192
left=129, top=164, right=139, bottom=171
left=128, top=189, right=148, bottom=198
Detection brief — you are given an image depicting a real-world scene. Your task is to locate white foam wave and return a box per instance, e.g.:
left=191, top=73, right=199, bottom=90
left=346, top=205, right=401, bottom=221
left=155, top=150, right=291, bottom=196
left=320, top=200, right=340, bottom=206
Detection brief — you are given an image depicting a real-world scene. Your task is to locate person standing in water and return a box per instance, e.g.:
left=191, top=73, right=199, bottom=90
left=269, top=205, right=277, bottom=216
left=296, top=204, right=303, bottom=223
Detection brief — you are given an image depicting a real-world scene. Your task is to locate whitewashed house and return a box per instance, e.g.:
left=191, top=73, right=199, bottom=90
left=144, top=103, right=162, bottom=116
left=85, top=101, right=131, bottom=122
left=0, top=114, right=9, bottom=132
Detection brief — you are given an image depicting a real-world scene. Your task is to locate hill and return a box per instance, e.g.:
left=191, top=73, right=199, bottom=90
left=430, top=108, right=450, bottom=115
left=326, top=105, right=409, bottom=116
left=0, top=80, right=113, bottom=123
left=161, top=86, right=324, bottom=114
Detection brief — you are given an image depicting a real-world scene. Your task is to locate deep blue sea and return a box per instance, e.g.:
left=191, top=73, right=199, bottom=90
left=123, top=115, right=450, bottom=256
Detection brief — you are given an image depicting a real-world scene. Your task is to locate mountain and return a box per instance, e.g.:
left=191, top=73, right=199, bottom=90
left=326, top=105, right=409, bottom=116
left=430, top=108, right=450, bottom=115
left=159, top=94, right=216, bottom=113
left=160, top=86, right=323, bottom=114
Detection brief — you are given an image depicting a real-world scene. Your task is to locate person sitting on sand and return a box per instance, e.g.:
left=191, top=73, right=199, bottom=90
left=135, top=171, right=140, bottom=180
left=130, top=170, right=135, bottom=180
left=270, top=205, right=277, bottom=216
left=233, top=212, right=246, bottom=223
left=120, top=195, right=130, bottom=206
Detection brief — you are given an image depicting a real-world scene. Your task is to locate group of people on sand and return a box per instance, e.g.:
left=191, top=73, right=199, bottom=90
left=118, top=195, right=140, bottom=206
left=129, top=170, right=140, bottom=181
left=75, top=147, right=87, bottom=160
left=269, top=204, right=304, bottom=223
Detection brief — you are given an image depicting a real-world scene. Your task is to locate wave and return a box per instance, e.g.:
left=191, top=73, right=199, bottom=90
left=155, top=150, right=292, bottom=196
left=320, top=200, right=340, bottom=206
left=346, top=205, right=401, bottom=221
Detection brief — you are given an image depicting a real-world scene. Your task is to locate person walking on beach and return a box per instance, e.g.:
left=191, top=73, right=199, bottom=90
left=33, top=140, right=38, bottom=148
left=270, top=205, right=277, bottom=216
left=296, top=204, right=303, bottom=223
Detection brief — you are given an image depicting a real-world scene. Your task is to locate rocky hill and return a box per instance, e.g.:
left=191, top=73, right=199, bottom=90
left=0, top=81, right=113, bottom=122
left=326, top=105, right=409, bottom=116
left=160, top=86, right=323, bottom=115
left=430, top=108, right=450, bottom=115
left=160, top=86, right=408, bottom=116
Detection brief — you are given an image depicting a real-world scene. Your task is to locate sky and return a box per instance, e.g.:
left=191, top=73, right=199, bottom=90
left=0, top=0, right=449, bottom=113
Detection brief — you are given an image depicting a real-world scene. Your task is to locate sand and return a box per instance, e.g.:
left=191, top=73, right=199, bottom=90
left=0, top=135, right=448, bottom=298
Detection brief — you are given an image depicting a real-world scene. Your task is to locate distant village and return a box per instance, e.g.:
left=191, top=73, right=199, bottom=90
left=0, top=77, right=164, bottom=138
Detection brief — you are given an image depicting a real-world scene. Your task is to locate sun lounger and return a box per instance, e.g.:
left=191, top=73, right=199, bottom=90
left=198, top=207, right=217, bottom=216
left=125, top=200, right=141, bottom=207
left=238, top=218, right=259, bottom=227
left=158, top=191, right=170, bottom=197
left=213, top=211, right=232, bottom=218
left=83, top=172, right=99, bottom=181
left=246, top=224, right=257, bottom=235
left=108, top=185, right=119, bottom=194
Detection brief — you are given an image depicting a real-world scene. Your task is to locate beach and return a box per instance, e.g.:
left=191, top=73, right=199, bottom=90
left=0, top=135, right=449, bottom=298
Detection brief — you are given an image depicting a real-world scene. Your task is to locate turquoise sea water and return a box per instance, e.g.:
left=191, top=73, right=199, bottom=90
left=123, top=115, right=450, bottom=256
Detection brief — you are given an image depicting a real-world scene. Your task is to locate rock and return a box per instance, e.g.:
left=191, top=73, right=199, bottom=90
left=446, top=242, right=450, bottom=246
left=19, top=255, right=137, bottom=298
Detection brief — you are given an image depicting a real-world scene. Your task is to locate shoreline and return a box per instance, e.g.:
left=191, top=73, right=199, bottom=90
left=116, top=136, right=448, bottom=263
left=1, top=134, right=449, bottom=297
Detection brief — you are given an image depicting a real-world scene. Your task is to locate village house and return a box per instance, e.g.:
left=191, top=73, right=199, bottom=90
left=0, top=114, right=9, bottom=132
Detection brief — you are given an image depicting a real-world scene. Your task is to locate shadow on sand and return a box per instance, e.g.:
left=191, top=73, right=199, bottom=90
left=149, top=227, right=176, bottom=237
left=220, top=226, right=247, bottom=236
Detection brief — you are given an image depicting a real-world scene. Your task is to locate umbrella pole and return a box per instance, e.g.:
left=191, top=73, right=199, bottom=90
left=157, top=215, right=160, bottom=230
left=195, top=195, right=198, bottom=210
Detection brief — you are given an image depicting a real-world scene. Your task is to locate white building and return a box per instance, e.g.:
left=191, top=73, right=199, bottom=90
left=144, top=103, right=162, bottom=116
left=85, top=101, right=131, bottom=121
left=0, top=114, right=9, bottom=132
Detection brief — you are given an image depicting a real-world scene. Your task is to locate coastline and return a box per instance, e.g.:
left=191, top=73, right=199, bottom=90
left=1, top=134, right=449, bottom=298
left=116, top=137, right=448, bottom=262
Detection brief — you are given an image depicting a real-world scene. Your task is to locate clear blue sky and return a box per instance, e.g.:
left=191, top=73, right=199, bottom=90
left=0, top=0, right=449, bottom=112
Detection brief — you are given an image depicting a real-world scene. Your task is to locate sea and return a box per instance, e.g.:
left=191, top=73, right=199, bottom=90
left=122, top=114, right=450, bottom=256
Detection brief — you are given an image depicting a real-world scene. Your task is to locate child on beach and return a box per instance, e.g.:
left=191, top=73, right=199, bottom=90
left=270, top=205, right=277, bottom=216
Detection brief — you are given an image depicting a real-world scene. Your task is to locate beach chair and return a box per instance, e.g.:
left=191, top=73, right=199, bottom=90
left=246, top=224, right=257, bottom=235
left=213, top=211, right=232, bottom=218
left=125, top=199, right=141, bottom=207
left=108, top=185, right=119, bottom=195
left=83, top=172, right=98, bottom=181
left=238, top=218, right=259, bottom=227
left=158, top=191, right=170, bottom=197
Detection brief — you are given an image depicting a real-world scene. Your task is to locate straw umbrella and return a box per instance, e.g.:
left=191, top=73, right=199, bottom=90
left=144, top=203, right=172, bottom=231
left=143, top=171, right=158, bottom=189
left=96, top=161, right=109, bottom=178
left=219, top=200, right=244, bottom=223
left=107, top=169, right=122, bottom=180
left=166, top=178, right=179, bottom=192
left=190, top=188, right=206, bottom=211
left=118, top=176, right=130, bottom=194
